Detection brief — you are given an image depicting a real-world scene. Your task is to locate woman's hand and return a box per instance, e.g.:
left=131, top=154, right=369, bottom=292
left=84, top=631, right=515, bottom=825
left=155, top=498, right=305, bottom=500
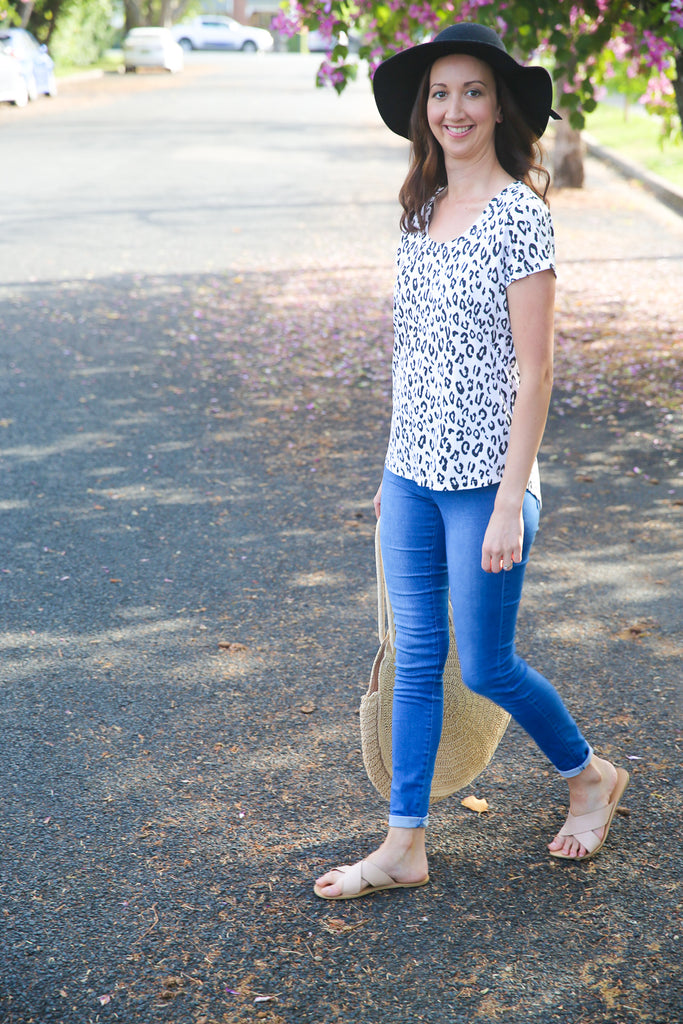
left=481, top=503, right=523, bottom=573
left=373, top=481, right=382, bottom=519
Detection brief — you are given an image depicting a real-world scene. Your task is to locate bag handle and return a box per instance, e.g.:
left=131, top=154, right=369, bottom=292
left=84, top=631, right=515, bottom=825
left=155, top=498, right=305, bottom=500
left=375, top=519, right=395, bottom=648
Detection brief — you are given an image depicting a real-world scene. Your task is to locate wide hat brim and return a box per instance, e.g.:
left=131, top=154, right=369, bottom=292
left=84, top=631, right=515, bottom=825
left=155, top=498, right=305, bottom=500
left=373, top=23, right=559, bottom=141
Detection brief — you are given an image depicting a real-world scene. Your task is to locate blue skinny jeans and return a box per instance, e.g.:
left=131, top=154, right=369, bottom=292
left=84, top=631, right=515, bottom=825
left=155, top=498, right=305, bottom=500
left=380, top=468, right=593, bottom=828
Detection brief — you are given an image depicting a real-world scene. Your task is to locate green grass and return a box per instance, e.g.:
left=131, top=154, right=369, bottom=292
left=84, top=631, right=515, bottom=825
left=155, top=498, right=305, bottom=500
left=584, top=102, right=683, bottom=189
left=55, top=52, right=123, bottom=78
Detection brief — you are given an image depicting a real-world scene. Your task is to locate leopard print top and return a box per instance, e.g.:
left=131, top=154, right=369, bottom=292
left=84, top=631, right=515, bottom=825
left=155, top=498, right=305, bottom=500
left=385, top=179, right=555, bottom=500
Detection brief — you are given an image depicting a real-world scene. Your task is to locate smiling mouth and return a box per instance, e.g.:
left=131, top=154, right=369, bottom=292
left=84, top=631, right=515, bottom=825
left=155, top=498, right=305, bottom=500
left=445, top=124, right=474, bottom=136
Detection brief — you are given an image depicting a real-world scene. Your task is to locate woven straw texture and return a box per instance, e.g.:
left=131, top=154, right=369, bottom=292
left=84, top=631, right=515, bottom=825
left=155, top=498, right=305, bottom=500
left=360, top=522, right=511, bottom=804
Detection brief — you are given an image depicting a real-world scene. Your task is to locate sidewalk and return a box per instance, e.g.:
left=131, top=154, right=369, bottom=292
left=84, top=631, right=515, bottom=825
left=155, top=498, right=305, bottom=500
left=584, top=133, right=683, bottom=217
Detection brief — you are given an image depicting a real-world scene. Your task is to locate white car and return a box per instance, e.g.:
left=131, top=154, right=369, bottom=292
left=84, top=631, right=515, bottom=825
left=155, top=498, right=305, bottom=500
left=0, top=28, right=57, bottom=100
left=0, top=44, right=29, bottom=106
left=172, top=16, right=273, bottom=53
left=123, top=28, right=184, bottom=73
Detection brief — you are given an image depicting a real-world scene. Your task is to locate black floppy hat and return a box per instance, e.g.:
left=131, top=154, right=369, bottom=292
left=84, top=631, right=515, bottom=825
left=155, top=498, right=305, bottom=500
left=373, top=22, right=560, bottom=140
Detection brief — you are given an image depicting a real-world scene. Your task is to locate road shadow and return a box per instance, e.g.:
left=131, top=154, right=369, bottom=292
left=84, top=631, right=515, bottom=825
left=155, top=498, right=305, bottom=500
left=0, top=269, right=680, bottom=1023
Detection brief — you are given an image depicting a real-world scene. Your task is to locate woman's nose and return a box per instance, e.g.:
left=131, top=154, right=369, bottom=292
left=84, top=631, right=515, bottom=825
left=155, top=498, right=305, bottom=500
left=446, top=94, right=464, bottom=120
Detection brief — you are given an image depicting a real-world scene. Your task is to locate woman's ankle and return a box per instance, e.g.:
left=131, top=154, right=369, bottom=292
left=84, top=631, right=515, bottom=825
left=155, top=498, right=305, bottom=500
left=385, top=825, right=425, bottom=849
left=566, top=757, right=617, bottom=810
left=571, top=760, right=601, bottom=787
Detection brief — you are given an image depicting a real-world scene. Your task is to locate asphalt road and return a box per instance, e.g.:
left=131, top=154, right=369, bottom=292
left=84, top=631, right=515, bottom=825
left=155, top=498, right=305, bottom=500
left=0, top=53, right=681, bottom=1024
left=0, top=54, right=407, bottom=282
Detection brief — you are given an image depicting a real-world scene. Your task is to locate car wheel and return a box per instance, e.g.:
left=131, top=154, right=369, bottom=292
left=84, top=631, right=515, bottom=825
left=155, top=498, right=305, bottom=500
left=178, top=38, right=193, bottom=51
left=124, top=65, right=136, bottom=73
left=241, top=40, right=258, bottom=52
left=12, top=78, right=29, bottom=107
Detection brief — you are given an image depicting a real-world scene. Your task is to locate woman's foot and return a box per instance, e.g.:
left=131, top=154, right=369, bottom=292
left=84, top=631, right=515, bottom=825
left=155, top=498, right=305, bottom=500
left=314, top=827, right=428, bottom=899
left=548, top=756, right=623, bottom=859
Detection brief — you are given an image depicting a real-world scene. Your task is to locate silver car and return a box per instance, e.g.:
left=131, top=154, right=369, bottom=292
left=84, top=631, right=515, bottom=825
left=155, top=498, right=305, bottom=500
left=172, top=16, right=273, bottom=53
left=0, top=27, right=57, bottom=99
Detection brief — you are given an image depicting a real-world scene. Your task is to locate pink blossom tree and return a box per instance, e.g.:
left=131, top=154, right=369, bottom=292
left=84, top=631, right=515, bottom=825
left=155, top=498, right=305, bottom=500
left=273, top=0, right=683, bottom=186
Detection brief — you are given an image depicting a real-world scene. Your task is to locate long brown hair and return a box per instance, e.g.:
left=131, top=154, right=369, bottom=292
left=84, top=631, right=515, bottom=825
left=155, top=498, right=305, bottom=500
left=398, top=66, right=550, bottom=233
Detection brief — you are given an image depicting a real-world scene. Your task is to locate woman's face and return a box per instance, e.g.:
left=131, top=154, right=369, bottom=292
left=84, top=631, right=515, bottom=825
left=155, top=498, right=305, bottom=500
left=426, top=54, right=501, bottom=164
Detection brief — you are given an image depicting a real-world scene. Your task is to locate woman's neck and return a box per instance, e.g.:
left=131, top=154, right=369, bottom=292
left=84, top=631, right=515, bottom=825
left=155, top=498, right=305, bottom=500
left=428, top=155, right=515, bottom=243
left=442, top=153, right=512, bottom=204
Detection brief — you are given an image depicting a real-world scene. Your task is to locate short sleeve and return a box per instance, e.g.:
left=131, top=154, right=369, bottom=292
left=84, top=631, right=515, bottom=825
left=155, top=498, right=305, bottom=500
left=503, top=192, right=555, bottom=287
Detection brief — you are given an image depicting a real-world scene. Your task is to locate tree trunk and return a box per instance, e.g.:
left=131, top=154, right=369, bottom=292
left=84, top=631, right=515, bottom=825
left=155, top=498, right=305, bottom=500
left=125, top=0, right=193, bottom=28
left=124, top=1, right=143, bottom=32
left=675, top=50, right=683, bottom=132
left=552, top=114, right=585, bottom=189
left=170, top=0, right=195, bottom=25
left=20, top=2, right=35, bottom=28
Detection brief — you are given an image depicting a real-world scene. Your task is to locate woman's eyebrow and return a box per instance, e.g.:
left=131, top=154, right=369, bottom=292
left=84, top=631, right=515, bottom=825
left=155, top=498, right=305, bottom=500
left=430, top=79, right=488, bottom=88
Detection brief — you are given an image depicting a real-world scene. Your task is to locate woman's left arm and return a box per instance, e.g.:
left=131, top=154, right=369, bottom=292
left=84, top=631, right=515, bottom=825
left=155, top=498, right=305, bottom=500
left=481, top=268, right=555, bottom=573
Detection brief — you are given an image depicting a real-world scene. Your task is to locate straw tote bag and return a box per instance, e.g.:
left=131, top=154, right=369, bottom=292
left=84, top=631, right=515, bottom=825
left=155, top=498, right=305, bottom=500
left=359, top=520, right=511, bottom=803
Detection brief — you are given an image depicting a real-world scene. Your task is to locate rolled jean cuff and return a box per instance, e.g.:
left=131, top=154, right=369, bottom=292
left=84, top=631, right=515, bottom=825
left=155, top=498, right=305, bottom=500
left=556, top=745, right=594, bottom=779
left=388, top=813, right=429, bottom=829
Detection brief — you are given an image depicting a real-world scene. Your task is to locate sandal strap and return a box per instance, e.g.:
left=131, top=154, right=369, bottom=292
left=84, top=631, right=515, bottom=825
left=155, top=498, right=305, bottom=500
left=337, top=860, right=396, bottom=896
left=557, top=803, right=612, bottom=852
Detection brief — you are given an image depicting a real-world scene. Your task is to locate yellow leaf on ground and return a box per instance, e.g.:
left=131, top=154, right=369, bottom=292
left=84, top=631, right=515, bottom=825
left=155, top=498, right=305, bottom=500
left=461, top=795, right=489, bottom=815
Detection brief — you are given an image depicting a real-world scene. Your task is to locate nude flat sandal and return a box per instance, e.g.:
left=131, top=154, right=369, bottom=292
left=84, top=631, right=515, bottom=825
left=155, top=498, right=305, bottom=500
left=313, top=859, right=430, bottom=900
left=550, top=767, right=630, bottom=861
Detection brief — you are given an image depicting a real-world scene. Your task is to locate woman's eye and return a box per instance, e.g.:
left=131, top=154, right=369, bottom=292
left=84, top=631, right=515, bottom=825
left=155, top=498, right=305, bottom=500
left=431, top=89, right=447, bottom=100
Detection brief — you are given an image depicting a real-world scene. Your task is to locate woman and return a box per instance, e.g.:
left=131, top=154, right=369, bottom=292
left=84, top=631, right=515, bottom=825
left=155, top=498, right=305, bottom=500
left=315, top=23, right=628, bottom=900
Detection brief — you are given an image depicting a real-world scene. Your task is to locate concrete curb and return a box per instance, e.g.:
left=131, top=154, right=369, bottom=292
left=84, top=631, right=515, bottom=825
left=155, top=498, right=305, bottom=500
left=584, top=131, right=683, bottom=218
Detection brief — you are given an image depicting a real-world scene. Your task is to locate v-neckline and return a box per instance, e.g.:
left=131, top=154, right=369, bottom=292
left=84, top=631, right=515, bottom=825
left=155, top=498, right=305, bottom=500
left=426, top=181, right=517, bottom=246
